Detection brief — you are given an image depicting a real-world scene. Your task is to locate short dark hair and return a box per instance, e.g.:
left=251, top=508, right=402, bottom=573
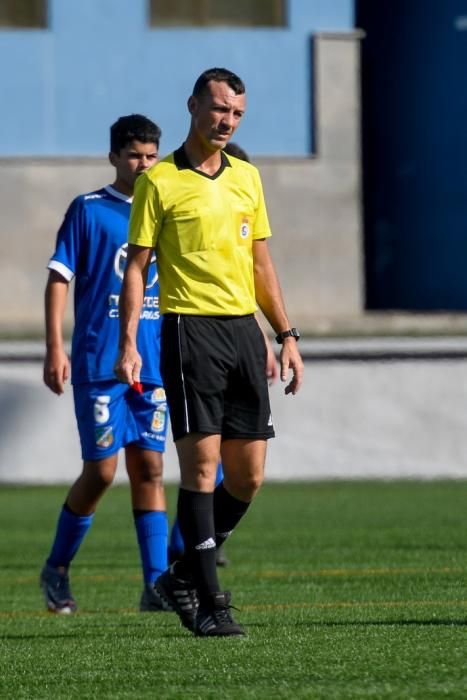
left=110, top=114, right=161, bottom=154
left=192, top=68, right=245, bottom=98
left=223, top=142, right=250, bottom=163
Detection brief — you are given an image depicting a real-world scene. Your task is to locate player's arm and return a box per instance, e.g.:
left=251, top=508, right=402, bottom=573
left=43, top=270, right=70, bottom=395
left=253, top=239, right=303, bottom=395
left=114, top=243, right=152, bottom=385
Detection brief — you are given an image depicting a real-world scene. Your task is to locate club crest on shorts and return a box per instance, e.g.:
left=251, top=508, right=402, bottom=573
left=151, top=408, right=166, bottom=433
left=240, top=217, right=249, bottom=239
left=95, top=426, right=113, bottom=448
left=151, top=387, right=166, bottom=403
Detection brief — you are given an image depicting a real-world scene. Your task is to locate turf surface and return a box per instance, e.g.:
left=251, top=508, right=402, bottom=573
left=1, top=481, right=467, bottom=698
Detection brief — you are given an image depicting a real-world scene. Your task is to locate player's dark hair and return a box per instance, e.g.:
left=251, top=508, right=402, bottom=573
left=223, top=142, right=250, bottom=163
left=192, top=68, right=245, bottom=98
left=110, top=114, right=161, bottom=154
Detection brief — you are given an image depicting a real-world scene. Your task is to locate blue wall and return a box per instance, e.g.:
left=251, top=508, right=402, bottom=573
left=358, top=0, right=467, bottom=310
left=0, top=0, right=353, bottom=156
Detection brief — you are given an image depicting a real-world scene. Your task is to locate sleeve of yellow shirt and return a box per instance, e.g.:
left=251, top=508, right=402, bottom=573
left=128, top=172, right=162, bottom=248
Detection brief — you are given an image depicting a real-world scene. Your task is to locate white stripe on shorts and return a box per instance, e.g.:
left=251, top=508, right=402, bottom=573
left=177, top=315, right=190, bottom=433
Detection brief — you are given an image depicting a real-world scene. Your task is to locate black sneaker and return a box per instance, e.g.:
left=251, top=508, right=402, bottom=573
left=40, top=564, right=77, bottom=614
left=195, top=591, right=245, bottom=637
left=139, top=582, right=174, bottom=612
left=154, top=563, right=199, bottom=631
left=168, top=547, right=184, bottom=566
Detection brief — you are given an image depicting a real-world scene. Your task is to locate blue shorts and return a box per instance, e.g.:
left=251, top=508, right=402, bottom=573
left=73, top=381, right=169, bottom=461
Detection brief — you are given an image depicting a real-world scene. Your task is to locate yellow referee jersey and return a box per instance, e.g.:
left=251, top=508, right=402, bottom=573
left=128, top=146, right=272, bottom=315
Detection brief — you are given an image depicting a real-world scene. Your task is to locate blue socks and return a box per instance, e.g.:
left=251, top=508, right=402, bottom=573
left=46, top=505, right=168, bottom=585
left=168, top=517, right=185, bottom=558
left=46, top=504, right=94, bottom=569
left=134, top=510, right=168, bottom=584
left=214, top=462, right=224, bottom=488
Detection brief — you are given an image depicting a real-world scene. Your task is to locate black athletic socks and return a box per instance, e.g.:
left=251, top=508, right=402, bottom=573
left=213, top=482, right=250, bottom=548
left=177, top=488, right=219, bottom=599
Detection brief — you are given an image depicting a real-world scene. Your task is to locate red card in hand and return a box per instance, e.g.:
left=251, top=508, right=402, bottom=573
left=132, top=381, right=143, bottom=395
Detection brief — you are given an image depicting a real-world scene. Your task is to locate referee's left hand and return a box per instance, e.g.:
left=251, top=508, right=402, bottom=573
left=265, top=336, right=279, bottom=385
left=280, top=338, right=304, bottom=395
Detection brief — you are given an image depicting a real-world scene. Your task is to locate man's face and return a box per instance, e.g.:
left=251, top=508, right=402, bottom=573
left=189, top=80, right=246, bottom=150
left=110, top=140, right=158, bottom=191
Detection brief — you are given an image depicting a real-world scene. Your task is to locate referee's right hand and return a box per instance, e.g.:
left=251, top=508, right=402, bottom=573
left=114, top=345, right=142, bottom=386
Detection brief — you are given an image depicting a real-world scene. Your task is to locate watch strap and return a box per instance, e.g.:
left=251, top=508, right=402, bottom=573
left=275, top=328, right=300, bottom=344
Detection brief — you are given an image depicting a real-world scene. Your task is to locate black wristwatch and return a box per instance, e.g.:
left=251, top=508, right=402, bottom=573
left=275, top=328, right=300, bottom=344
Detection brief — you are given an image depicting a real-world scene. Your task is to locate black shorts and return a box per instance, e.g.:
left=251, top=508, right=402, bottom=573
left=160, top=314, right=275, bottom=442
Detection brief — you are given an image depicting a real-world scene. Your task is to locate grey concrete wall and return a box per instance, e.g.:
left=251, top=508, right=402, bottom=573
left=2, top=339, right=467, bottom=484
left=0, top=34, right=363, bottom=336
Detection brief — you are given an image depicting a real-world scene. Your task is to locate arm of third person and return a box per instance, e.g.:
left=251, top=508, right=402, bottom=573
left=253, top=239, right=304, bottom=395
left=255, top=315, right=279, bottom=385
left=43, top=270, right=70, bottom=395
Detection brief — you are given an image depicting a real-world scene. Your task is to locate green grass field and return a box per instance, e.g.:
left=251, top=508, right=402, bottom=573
left=1, top=481, right=467, bottom=699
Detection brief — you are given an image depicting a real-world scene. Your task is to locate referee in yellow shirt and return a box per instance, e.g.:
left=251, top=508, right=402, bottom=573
left=115, top=68, right=304, bottom=637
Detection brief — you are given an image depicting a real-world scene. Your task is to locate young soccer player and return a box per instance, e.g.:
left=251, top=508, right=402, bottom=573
left=40, top=114, right=171, bottom=614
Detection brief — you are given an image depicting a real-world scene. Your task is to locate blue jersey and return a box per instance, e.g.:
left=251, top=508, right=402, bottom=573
left=48, top=185, right=162, bottom=385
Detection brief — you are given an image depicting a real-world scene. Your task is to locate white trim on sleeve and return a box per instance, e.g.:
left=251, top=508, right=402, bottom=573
left=47, top=260, right=75, bottom=282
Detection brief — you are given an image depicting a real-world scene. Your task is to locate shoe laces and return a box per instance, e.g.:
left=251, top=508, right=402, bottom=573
left=212, top=600, right=240, bottom=625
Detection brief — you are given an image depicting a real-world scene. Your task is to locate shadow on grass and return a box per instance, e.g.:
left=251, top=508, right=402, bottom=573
left=0, top=629, right=187, bottom=640
left=287, top=618, right=467, bottom=628
left=0, top=632, right=84, bottom=640
left=241, top=617, right=467, bottom=632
